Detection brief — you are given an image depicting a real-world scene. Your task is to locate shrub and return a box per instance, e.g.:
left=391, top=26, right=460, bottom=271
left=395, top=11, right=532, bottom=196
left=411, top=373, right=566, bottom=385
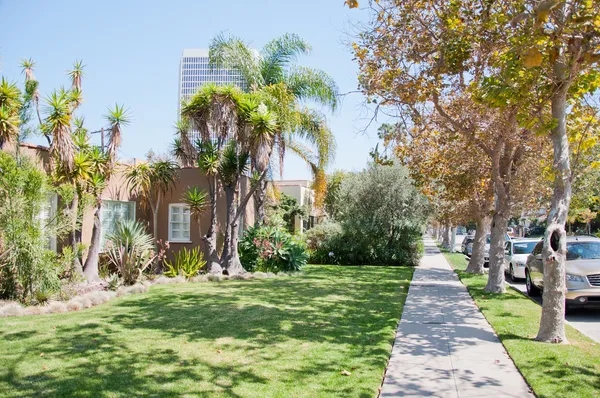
left=312, top=163, right=429, bottom=266
left=0, top=152, right=70, bottom=302
left=163, top=247, right=207, bottom=278
left=106, top=220, right=162, bottom=285
left=239, top=225, right=308, bottom=272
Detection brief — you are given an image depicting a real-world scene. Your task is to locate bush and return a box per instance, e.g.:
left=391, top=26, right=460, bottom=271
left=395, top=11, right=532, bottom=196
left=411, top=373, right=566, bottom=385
left=239, top=225, right=308, bottom=273
left=311, top=163, right=429, bottom=266
left=0, top=152, right=70, bottom=303
left=164, top=247, right=206, bottom=278
left=106, top=220, right=162, bottom=285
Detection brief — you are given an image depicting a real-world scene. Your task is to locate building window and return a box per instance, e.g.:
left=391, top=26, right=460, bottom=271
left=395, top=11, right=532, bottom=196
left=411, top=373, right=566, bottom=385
left=101, top=200, right=136, bottom=249
left=169, top=204, right=191, bottom=242
left=38, top=193, right=58, bottom=252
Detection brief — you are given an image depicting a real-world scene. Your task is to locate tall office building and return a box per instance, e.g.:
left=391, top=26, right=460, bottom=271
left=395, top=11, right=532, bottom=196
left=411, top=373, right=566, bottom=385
left=178, top=49, right=246, bottom=112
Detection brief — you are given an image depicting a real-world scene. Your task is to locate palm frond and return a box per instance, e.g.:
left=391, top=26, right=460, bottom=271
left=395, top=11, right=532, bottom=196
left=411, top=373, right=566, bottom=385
left=284, top=66, right=338, bottom=111
left=44, top=90, right=75, bottom=173
left=183, top=187, right=210, bottom=219
left=67, top=60, right=85, bottom=91
left=20, top=58, right=36, bottom=81
left=0, top=105, right=20, bottom=146
left=209, top=33, right=263, bottom=89
left=260, top=33, right=311, bottom=86
left=105, top=103, right=131, bottom=169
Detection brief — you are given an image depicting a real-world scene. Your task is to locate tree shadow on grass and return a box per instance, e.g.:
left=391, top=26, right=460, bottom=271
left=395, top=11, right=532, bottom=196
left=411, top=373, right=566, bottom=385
left=0, top=266, right=412, bottom=397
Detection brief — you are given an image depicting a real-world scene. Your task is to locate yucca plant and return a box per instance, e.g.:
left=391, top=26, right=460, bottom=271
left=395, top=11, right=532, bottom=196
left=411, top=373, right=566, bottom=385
left=106, top=220, right=158, bottom=285
left=163, top=247, right=207, bottom=278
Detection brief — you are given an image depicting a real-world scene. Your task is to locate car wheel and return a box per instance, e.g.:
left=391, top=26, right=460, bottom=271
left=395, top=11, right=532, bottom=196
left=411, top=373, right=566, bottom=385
left=526, top=269, right=540, bottom=297
left=509, top=264, right=517, bottom=282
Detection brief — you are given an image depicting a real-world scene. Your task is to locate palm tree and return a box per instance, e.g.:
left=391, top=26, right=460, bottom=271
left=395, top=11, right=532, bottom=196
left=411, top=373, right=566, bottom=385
left=83, top=105, right=130, bottom=281
left=44, top=89, right=75, bottom=172
left=171, top=119, right=196, bottom=167
left=20, top=58, right=46, bottom=131
left=0, top=78, right=22, bottom=149
left=209, top=33, right=337, bottom=222
left=68, top=60, right=84, bottom=92
left=125, top=160, right=178, bottom=255
left=183, top=186, right=210, bottom=242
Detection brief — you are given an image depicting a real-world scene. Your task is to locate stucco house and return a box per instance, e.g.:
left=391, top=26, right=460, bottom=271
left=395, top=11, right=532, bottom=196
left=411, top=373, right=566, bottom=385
left=5, top=142, right=255, bottom=263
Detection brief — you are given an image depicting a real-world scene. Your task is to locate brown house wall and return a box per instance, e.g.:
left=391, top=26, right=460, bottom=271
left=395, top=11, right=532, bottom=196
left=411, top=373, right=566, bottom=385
left=6, top=144, right=256, bottom=264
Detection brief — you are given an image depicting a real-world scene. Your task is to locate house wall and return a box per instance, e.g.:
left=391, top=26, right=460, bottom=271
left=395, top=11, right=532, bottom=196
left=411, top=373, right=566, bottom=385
left=7, top=144, right=256, bottom=264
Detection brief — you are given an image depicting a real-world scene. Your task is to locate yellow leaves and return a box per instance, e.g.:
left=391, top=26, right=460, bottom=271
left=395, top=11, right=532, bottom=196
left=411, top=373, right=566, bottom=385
left=344, top=0, right=359, bottom=9
left=523, top=48, right=543, bottom=68
left=535, top=0, right=559, bottom=27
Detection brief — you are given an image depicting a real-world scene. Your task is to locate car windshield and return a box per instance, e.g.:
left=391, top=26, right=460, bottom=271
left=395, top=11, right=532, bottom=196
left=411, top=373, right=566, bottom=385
left=513, top=242, right=538, bottom=254
left=567, top=242, right=600, bottom=261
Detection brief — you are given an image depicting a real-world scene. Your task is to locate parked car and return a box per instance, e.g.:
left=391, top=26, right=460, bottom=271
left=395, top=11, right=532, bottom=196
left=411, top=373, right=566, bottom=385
left=503, top=238, right=541, bottom=282
left=461, top=235, right=474, bottom=256
left=483, top=233, right=511, bottom=266
left=525, top=236, right=600, bottom=311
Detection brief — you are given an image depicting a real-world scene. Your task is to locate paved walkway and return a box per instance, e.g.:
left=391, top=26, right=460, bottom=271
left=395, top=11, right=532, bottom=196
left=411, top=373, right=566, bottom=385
left=380, top=238, right=532, bottom=397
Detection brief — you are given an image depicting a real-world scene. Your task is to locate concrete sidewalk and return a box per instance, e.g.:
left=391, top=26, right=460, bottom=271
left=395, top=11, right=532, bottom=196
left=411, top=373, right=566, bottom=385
left=380, top=238, right=532, bottom=397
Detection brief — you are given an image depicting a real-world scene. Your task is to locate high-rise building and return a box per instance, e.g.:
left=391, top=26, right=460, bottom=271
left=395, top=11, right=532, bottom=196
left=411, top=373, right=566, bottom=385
left=178, top=49, right=246, bottom=112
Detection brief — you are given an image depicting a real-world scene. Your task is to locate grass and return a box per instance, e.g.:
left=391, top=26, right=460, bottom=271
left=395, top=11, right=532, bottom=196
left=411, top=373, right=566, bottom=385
left=443, top=252, right=600, bottom=398
left=0, top=265, right=413, bottom=397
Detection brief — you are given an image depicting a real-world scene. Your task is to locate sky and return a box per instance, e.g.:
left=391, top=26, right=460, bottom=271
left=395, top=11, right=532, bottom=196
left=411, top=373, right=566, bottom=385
left=0, top=0, right=385, bottom=180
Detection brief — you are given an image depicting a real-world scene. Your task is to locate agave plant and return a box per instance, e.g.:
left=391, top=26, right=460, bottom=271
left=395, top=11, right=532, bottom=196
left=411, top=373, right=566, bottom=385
left=106, top=220, right=157, bottom=285
left=163, top=247, right=206, bottom=278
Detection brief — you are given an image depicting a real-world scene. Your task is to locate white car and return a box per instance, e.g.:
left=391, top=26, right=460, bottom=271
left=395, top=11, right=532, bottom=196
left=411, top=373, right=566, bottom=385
left=503, top=238, right=541, bottom=281
left=483, top=233, right=511, bottom=265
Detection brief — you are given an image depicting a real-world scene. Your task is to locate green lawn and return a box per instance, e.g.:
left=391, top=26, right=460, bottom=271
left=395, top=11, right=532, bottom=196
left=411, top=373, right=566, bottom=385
left=0, top=265, right=412, bottom=397
left=443, top=252, right=600, bottom=398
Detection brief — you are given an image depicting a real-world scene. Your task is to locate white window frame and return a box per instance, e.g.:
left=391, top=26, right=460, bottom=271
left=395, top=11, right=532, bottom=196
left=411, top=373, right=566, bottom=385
left=101, top=200, right=136, bottom=251
left=168, top=203, right=191, bottom=243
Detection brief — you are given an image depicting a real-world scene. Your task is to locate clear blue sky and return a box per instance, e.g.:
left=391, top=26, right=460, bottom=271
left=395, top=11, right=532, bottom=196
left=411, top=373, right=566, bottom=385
left=0, top=0, right=384, bottom=180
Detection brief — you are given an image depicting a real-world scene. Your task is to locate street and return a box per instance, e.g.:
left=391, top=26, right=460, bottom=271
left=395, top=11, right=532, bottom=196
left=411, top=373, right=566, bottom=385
left=508, top=279, right=600, bottom=343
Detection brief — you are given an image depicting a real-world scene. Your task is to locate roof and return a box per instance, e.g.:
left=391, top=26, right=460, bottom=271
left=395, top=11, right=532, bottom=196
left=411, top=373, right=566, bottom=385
left=511, top=237, right=542, bottom=242
left=566, top=235, right=600, bottom=242
left=182, top=49, right=209, bottom=58
left=272, top=180, right=313, bottom=188
left=19, top=142, right=49, bottom=151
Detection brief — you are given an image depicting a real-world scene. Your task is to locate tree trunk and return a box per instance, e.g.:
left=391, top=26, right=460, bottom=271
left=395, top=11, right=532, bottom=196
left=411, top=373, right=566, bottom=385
left=442, top=225, right=451, bottom=249
left=83, top=198, right=103, bottom=281
left=70, top=192, right=83, bottom=276
left=536, top=81, right=571, bottom=344
left=220, top=185, right=235, bottom=266
left=466, top=216, right=489, bottom=274
left=254, top=178, right=268, bottom=225
left=204, top=176, right=222, bottom=274
left=225, top=208, right=245, bottom=275
left=485, top=210, right=508, bottom=293
left=450, top=226, right=457, bottom=253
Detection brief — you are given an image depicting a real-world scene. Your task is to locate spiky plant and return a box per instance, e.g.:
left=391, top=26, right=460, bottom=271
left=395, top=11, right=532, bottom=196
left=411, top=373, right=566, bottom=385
left=171, top=118, right=196, bottom=167
left=68, top=60, right=85, bottom=92
left=0, top=105, right=20, bottom=148
left=104, top=104, right=130, bottom=171
left=20, top=58, right=36, bottom=82
left=44, top=90, right=75, bottom=172
left=183, top=186, right=210, bottom=238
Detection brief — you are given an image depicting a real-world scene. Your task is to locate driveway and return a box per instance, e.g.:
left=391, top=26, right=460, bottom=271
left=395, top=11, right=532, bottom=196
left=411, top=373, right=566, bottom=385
left=508, top=279, right=600, bottom=343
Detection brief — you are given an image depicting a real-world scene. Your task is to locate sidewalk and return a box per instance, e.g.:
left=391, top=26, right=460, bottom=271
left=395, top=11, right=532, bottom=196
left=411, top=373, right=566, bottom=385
left=380, top=237, right=532, bottom=397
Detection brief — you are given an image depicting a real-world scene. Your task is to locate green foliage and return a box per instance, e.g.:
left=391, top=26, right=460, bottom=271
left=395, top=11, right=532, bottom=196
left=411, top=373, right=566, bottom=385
left=323, top=171, right=346, bottom=219
left=309, top=163, right=428, bottom=266
left=267, top=193, right=307, bottom=233
left=0, top=152, right=69, bottom=302
left=239, top=225, right=308, bottom=272
left=106, top=220, right=158, bottom=285
left=107, top=274, right=122, bottom=291
left=164, top=247, right=207, bottom=278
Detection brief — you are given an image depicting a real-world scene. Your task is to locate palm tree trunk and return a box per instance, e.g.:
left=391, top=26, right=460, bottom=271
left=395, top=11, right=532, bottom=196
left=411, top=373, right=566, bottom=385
left=70, top=191, right=83, bottom=276
left=223, top=188, right=245, bottom=275
left=151, top=196, right=160, bottom=273
left=221, top=185, right=235, bottom=267
left=537, top=80, right=570, bottom=344
left=204, top=175, right=222, bottom=274
left=83, top=197, right=102, bottom=281
left=254, top=178, right=268, bottom=225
